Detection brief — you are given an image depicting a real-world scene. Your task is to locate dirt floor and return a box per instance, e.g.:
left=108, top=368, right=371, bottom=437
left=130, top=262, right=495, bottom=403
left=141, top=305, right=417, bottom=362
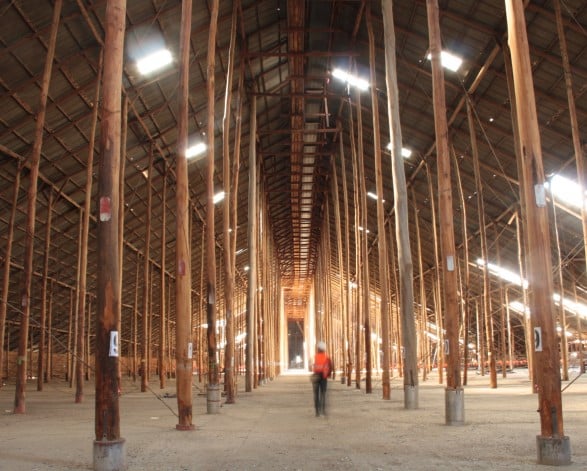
left=1, top=368, right=587, bottom=470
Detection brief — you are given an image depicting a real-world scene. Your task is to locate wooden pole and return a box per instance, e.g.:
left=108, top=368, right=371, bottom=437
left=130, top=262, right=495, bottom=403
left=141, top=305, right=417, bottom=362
left=505, top=0, right=569, bottom=462
left=382, top=0, right=418, bottom=406
left=348, top=96, right=362, bottom=390
left=70, top=215, right=83, bottom=388
left=366, top=4, right=390, bottom=400
left=117, top=95, right=127, bottom=388
left=426, top=0, right=463, bottom=423
left=0, top=164, right=20, bottom=388
left=425, top=163, right=444, bottom=383
left=140, top=147, right=153, bottom=392
left=246, top=96, right=258, bottom=392
left=223, top=0, right=238, bottom=405
left=502, top=44, right=534, bottom=384
left=159, top=167, right=168, bottom=389
left=412, top=188, right=429, bottom=381
left=467, top=99, right=497, bottom=388
left=355, top=87, right=372, bottom=394
left=38, top=190, right=53, bottom=392
left=206, top=0, right=220, bottom=406
left=331, top=144, right=347, bottom=383
left=554, top=3, right=587, bottom=339
left=452, top=149, right=470, bottom=385
left=75, top=52, right=102, bottom=402
left=132, top=254, right=139, bottom=381
left=46, top=280, right=53, bottom=381
left=94, top=0, right=126, bottom=464
left=14, top=0, right=62, bottom=414
left=175, top=0, right=194, bottom=430
left=550, top=193, right=569, bottom=381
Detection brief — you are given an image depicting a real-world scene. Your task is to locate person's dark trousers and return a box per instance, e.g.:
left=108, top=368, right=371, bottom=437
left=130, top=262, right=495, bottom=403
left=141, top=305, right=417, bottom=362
left=313, top=377, right=328, bottom=416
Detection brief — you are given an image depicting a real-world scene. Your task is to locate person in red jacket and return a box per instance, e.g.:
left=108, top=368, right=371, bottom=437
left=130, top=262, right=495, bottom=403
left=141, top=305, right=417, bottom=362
left=312, top=341, right=334, bottom=417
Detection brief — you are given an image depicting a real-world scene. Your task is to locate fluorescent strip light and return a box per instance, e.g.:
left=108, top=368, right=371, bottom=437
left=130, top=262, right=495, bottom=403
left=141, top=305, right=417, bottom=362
left=476, top=258, right=527, bottom=288
left=401, top=147, right=412, bottom=158
left=426, top=50, right=463, bottom=72
left=213, top=191, right=225, bottom=204
left=367, top=191, right=385, bottom=203
left=137, top=48, right=173, bottom=75
left=386, top=143, right=413, bottom=158
left=186, top=142, right=207, bottom=159
left=546, top=174, right=586, bottom=210
left=332, top=68, right=369, bottom=91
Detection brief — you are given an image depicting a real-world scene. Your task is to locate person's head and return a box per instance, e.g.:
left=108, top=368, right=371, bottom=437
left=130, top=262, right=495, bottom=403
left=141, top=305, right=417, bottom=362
left=317, top=341, right=326, bottom=352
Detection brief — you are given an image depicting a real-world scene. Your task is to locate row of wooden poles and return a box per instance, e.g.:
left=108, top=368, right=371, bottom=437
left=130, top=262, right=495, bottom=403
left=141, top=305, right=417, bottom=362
left=0, top=0, right=583, bottom=466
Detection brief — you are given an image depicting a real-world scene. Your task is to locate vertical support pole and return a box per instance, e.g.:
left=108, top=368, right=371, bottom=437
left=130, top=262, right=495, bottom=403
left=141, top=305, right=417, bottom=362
left=467, top=99, right=497, bottom=388
left=246, top=96, right=258, bottom=393
left=550, top=194, right=568, bottom=381
left=38, top=191, right=53, bottom=392
left=426, top=0, right=463, bottom=425
left=554, top=3, right=587, bottom=343
left=338, top=131, right=352, bottom=385
left=0, top=163, right=21, bottom=386
left=140, top=147, right=153, bottom=392
left=159, top=167, right=167, bottom=389
left=175, top=0, right=194, bottom=430
left=222, top=0, right=238, bottom=405
left=348, top=96, right=362, bottom=390
left=93, top=0, right=126, bottom=468
left=412, top=188, right=429, bottom=381
left=452, top=149, right=470, bottom=385
left=118, top=95, right=127, bottom=388
left=206, top=0, right=220, bottom=413
left=14, top=0, right=63, bottom=414
left=331, top=142, right=346, bottom=384
left=504, top=0, right=570, bottom=464
left=355, top=88, right=372, bottom=394
left=76, top=52, right=103, bottom=402
left=382, top=0, right=419, bottom=408
left=366, top=4, right=390, bottom=400
left=425, top=163, right=444, bottom=383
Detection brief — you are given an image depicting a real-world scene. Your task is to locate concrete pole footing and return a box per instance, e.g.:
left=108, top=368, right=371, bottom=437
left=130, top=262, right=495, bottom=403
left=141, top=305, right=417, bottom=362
left=404, top=385, right=419, bottom=409
left=207, top=384, right=221, bottom=414
left=445, top=387, right=465, bottom=425
left=93, top=438, right=126, bottom=471
left=536, top=435, right=571, bottom=466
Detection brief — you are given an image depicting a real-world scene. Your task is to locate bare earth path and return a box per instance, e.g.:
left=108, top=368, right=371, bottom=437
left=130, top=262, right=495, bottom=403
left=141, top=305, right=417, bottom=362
left=1, top=368, right=587, bottom=470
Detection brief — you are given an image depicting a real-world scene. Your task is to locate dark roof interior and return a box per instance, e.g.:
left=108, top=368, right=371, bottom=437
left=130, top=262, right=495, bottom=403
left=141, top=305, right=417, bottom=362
left=1, top=0, right=586, bottom=357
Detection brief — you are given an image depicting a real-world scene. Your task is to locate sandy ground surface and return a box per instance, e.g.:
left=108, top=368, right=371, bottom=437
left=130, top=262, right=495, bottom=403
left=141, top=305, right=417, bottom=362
left=1, top=368, right=587, bottom=470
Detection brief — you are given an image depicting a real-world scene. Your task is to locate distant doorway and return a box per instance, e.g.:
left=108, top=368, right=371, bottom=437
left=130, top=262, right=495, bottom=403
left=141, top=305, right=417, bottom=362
left=288, top=320, right=304, bottom=369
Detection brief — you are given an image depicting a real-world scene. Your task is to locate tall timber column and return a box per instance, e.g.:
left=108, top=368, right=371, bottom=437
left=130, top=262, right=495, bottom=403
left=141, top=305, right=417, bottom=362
left=426, top=0, right=463, bottom=425
left=175, top=0, right=194, bottom=431
left=14, top=0, right=62, bottom=414
left=246, top=97, right=258, bottom=392
left=206, top=0, right=220, bottom=414
left=366, top=4, right=390, bottom=400
left=382, top=0, right=418, bottom=409
left=505, top=1, right=570, bottom=464
left=93, top=0, right=126, bottom=469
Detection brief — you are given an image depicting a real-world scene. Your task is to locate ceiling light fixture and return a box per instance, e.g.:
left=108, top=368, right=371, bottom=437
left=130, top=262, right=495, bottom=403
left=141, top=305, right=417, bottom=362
left=213, top=191, right=225, bottom=204
left=332, top=68, right=369, bottom=91
left=387, top=143, right=413, bottom=158
left=426, top=50, right=463, bottom=72
left=186, top=142, right=207, bottom=159
left=137, top=48, right=173, bottom=75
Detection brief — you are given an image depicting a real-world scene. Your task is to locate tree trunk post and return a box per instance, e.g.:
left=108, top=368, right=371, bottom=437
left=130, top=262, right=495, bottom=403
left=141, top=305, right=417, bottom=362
left=505, top=0, right=570, bottom=464
left=93, top=0, right=126, bottom=468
